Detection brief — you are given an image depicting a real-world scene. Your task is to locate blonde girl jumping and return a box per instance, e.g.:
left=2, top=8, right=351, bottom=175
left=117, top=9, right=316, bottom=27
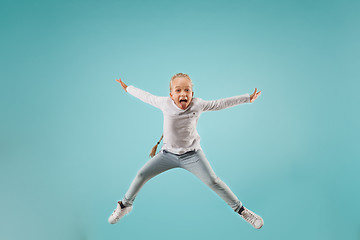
left=108, top=73, right=263, bottom=229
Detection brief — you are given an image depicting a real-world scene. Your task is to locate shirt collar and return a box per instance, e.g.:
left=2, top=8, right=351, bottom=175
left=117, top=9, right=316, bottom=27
left=171, top=98, right=191, bottom=111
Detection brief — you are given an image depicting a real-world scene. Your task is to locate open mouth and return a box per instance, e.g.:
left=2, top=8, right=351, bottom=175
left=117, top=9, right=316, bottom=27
left=179, top=99, right=188, bottom=109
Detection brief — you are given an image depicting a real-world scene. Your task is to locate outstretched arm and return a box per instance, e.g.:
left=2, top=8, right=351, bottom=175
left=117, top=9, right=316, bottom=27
left=116, top=78, right=128, bottom=92
left=200, top=88, right=261, bottom=112
left=250, top=88, right=261, bottom=103
left=115, top=78, right=166, bottom=109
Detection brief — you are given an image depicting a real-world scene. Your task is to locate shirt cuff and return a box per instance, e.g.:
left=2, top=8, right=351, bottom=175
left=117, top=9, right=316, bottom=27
left=246, top=93, right=251, bottom=103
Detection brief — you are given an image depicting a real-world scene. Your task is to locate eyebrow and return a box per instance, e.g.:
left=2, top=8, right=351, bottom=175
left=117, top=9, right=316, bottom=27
left=174, top=86, right=191, bottom=89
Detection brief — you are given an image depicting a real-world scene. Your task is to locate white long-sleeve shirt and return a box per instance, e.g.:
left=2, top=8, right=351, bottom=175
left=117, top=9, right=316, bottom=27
left=126, top=85, right=250, bottom=155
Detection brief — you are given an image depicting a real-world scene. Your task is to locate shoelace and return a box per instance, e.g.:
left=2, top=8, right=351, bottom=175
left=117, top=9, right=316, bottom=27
left=111, top=206, right=122, bottom=218
left=242, top=209, right=257, bottom=224
left=112, top=205, right=130, bottom=220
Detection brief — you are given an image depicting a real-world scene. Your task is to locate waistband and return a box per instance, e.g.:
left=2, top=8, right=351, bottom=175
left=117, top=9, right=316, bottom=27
left=162, top=149, right=198, bottom=156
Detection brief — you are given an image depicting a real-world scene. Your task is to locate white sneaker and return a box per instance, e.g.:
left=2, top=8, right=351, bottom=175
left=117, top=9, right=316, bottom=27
left=240, top=207, right=264, bottom=229
left=108, top=201, right=133, bottom=224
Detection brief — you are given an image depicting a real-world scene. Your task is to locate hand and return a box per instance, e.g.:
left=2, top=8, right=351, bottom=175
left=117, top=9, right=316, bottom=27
left=116, top=78, right=128, bottom=92
left=250, top=88, right=261, bottom=103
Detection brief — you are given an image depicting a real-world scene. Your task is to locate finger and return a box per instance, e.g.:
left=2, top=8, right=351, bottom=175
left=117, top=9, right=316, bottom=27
left=253, top=88, right=257, bottom=94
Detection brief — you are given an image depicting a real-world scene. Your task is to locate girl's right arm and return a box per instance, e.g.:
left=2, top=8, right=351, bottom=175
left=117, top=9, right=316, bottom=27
left=116, top=78, right=128, bottom=92
left=116, top=78, right=166, bottom=109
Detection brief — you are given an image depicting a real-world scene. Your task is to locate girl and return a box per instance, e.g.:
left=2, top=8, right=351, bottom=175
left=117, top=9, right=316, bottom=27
left=109, top=73, right=263, bottom=229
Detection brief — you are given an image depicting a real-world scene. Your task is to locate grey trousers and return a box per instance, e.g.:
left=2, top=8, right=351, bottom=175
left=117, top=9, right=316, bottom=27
left=122, top=149, right=242, bottom=212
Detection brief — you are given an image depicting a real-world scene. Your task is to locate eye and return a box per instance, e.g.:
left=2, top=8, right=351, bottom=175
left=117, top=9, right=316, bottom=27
left=185, top=89, right=189, bottom=92
left=176, top=89, right=180, bottom=92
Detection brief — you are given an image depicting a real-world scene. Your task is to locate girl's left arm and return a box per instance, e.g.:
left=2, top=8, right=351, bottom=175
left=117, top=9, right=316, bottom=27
left=200, top=88, right=261, bottom=112
left=250, top=88, right=262, bottom=103
left=200, top=94, right=250, bottom=112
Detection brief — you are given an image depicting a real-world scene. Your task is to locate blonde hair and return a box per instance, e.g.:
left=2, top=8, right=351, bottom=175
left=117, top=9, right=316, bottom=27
left=149, top=134, right=163, bottom=157
left=169, top=73, right=193, bottom=92
left=149, top=73, right=193, bottom=157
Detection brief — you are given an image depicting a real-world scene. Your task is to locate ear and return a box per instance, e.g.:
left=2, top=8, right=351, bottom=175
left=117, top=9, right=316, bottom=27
left=192, top=92, right=194, bottom=97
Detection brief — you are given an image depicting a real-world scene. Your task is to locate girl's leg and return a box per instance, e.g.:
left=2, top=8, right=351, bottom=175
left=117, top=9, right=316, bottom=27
left=122, top=151, right=179, bottom=207
left=181, top=149, right=242, bottom=212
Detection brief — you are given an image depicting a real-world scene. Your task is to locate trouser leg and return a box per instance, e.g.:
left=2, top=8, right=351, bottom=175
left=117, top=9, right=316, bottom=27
left=122, top=151, right=178, bottom=207
left=182, top=150, right=242, bottom=212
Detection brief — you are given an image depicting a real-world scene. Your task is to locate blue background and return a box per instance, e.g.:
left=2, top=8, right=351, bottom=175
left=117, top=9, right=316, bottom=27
left=1, top=0, right=359, bottom=239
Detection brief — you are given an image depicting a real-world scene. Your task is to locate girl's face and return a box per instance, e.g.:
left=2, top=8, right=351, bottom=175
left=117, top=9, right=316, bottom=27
left=170, top=77, right=194, bottom=110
